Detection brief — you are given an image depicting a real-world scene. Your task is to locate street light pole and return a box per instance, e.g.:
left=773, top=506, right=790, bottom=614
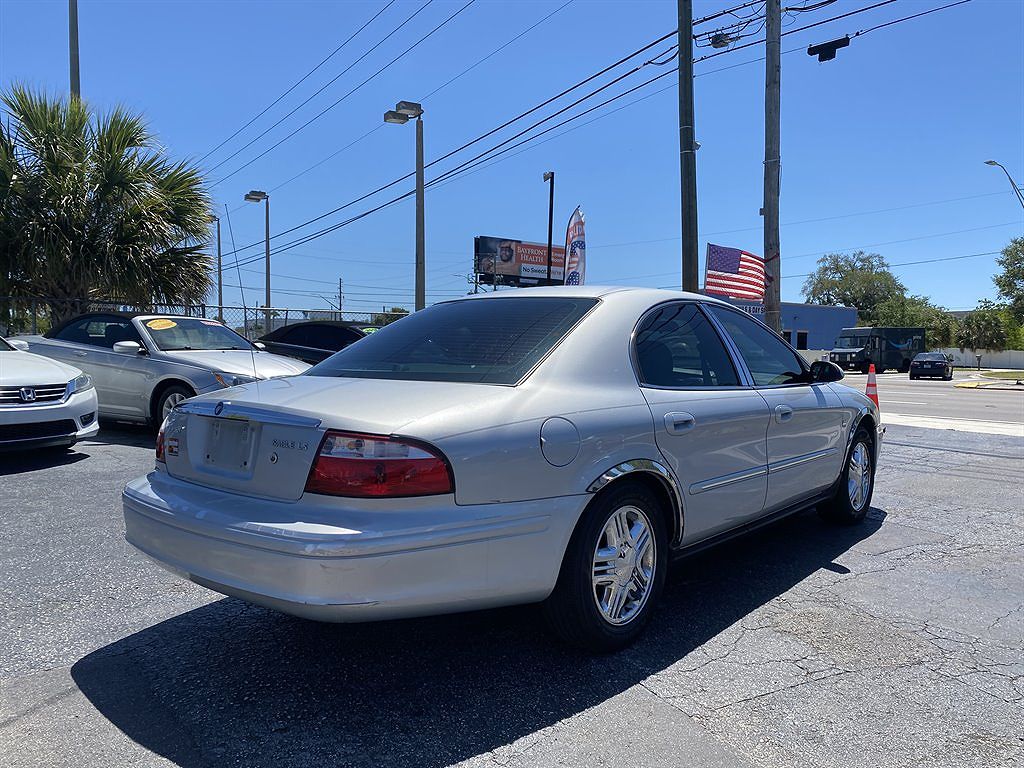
left=244, top=190, right=271, bottom=331
left=415, top=114, right=425, bottom=312
left=543, top=171, right=555, bottom=283
left=985, top=160, right=1024, bottom=209
left=385, top=101, right=426, bottom=311
left=213, top=216, right=223, bottom=320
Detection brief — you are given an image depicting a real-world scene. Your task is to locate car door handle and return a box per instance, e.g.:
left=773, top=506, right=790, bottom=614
left=775, top=405, right=794, bottom=423
left=664, top=412, right=696, bottom=434
left=74, top=351, right=88, bottom=357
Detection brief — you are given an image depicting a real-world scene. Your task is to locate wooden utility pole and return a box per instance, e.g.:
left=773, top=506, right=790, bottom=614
left=763, top=0, right=782, bottom=333
left=678, top=0, right=699, bottom=292
left=68, top=0, right=80, bottom=99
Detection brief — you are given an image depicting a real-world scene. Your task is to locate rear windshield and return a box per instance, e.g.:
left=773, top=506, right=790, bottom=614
left=306, top=297, right=597, bottom=384
left=914, top=352, right=946, bottom=361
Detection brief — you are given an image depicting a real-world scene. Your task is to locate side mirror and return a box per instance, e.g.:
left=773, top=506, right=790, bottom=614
left=8, top=339, right=29, bottom=351
left=113, top=340, right=143, bottom=355
left=810, top=359, right=844, bottom=383
left=254, top=342, right=267, bottom=350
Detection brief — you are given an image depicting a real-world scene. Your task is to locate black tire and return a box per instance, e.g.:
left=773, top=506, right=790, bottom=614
left=899, top=359, right=911, bottom=373
left=859, top=362, right=870, bottom=375
left=909, top=374, right=917, bottom=380
left=152, top=384, right=194, bottom=426
left=543, top=482, right=668, bottom=653
left=876, top=367, right=886, bottom=375
left=818, top=426, right=875, bottom=525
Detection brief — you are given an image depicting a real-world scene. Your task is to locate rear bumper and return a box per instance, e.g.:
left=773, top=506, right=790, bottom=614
left=123, top=471, right=587, bottom=622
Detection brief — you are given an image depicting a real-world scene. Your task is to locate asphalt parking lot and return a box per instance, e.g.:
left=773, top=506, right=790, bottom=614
left=2, top=379, right=1022, bottom=768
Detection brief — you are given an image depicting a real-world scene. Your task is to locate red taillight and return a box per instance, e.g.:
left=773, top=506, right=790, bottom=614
left=304, top=431, right=453, bottom=498
left=155, top=423, right=166, bottom=463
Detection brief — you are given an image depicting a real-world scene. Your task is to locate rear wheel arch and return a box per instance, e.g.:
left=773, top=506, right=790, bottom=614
left=585, top=462, right=683, bottom=547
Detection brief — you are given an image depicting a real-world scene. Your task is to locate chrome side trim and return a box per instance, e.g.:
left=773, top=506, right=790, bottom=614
left=586, top=459, right=686, bottom=547
left=176, top=400, right=322, bottom=428
left=688, top=465, right=767, bottom=495
left=768, top=447, right=839, bottom=474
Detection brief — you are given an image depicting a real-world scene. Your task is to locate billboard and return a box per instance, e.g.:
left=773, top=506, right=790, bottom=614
left=474, top=236, right=565, bottom=287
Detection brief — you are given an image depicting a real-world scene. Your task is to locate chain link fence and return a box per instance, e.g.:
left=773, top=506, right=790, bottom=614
left=0, top=297, right=405, bottom=339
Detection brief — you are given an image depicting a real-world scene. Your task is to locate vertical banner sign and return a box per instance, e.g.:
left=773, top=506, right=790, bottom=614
left=564, top=207, right=586, bottom=285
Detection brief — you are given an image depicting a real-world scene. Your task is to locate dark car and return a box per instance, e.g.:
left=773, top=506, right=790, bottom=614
left=909, top=351, right=953, bottom=380
left=257, top=321, right=373, bottom=364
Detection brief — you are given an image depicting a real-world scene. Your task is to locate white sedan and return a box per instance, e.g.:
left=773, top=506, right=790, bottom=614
left=0, top=336, right=99, bottom=451
left=123, top=287, right=882, bottom=651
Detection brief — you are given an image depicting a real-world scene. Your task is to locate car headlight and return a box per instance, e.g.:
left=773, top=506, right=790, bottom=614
left=214, top=373, right=259, bottom=388
left=70, top=373, right=93, bottom=393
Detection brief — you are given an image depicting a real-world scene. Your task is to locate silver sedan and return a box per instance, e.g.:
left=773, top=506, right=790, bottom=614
left=21, top=313, right=308, bottom=424
left=122, top=287, right=882, bottom=651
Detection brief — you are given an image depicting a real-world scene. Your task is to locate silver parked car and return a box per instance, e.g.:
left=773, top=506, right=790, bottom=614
left=122, top=287, right=883, bottom=651
left=0, top=336, right=99, bottom=451
left=21, top=313, right=309, bottom=424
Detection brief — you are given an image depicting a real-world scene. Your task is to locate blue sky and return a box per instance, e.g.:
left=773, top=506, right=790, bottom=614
left=1, top=0, right=1022, bottom=315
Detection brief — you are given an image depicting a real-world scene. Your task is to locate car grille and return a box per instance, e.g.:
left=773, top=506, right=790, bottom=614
left=0, top=383, right=68, bottom=405
left=0, top=419, right=77, bottom=442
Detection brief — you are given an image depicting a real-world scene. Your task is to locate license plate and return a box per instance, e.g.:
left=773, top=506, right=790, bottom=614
left=204, top=418, right=254, bottom=471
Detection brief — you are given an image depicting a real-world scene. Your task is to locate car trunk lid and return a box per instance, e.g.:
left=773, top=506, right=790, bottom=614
left=160, top=375, right=507, bottom=501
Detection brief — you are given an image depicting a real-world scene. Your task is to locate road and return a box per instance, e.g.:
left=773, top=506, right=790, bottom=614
left=845, top=370, right=1024, bottom=433
left=1, top=390, right=1022, bottom=768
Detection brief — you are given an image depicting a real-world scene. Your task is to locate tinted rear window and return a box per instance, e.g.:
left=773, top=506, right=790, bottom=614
left=914, top=353, right=946, bottom=361
left=306, top=297, right=597, bottom=384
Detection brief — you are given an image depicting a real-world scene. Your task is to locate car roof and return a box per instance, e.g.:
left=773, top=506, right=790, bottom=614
left=445, top=285, right=733, bottom=306
left=45, top=311, right=224, bottom=338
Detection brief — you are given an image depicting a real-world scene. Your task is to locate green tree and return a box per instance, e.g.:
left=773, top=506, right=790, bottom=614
left=0, top=86, right=212, bottom=324
left=873, top=294, right=960, bottom=348
left=993, top=237, right=1024, bottom=323
left=801, top=251, right=905, bottom=324
left=957, top=300, right=1008, bottom=352
left=372, top=306, right=409, bottom=326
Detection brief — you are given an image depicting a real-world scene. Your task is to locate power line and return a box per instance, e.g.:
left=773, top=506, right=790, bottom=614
left=219, top=0, right=575, bottom=214
left=230, top=56, right=679, bottom=266
left=851, top=0, right=973, bottom=38
left=197, top=0, right=396, bottom=165
left=220, top=0, right=967, bottom=273
left=217, top=28, right=681, bottom=263
left=694, top=0, right=899, bottom=63
left=780, top=250, right=1001, bottom=280
left=210, top=0, right=476, bottom=187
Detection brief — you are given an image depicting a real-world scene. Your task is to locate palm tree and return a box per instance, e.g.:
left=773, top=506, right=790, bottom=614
left=0, top=85, right=212, bottom=324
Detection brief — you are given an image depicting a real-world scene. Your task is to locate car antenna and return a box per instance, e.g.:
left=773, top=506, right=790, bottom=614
left=223, top=204, right=259, bottom=385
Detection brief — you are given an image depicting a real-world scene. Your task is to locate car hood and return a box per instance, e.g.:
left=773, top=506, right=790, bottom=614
left=186, top=374, right=517, bottom=438
left=0, top=350, right=81, bottom=386
left=160, top=349, right=310, bottom=378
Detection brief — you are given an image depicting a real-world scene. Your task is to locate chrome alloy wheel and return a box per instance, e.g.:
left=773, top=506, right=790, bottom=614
left=592, top=505, right=656, bottom=626
left=847, top=442, right=872, bottom=512
left=162, top=391, right=188, bottom=419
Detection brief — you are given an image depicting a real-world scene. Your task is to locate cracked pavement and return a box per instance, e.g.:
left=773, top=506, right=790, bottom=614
left=1, top=421, right=1022, bottom=767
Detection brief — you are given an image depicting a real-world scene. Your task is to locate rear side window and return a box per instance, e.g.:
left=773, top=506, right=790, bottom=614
left=307, top=297, right=597, bottom=384
left=51, top=316, right=140, bottom=348
left=635, top=304, right=738, bottom=387
left=707, top=305, right=807, bottom=386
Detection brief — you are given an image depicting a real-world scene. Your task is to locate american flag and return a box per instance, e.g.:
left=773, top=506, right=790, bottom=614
left=703, top=243, right=766, bottom=301
left=564, top=207, right=586, bottom=286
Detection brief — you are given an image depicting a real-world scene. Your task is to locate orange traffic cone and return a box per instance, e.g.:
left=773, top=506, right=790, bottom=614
left=865, top=364, right=879, bottom=409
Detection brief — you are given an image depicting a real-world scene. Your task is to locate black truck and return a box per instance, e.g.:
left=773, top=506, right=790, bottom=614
left=829, top=327, right=926, bottom=374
